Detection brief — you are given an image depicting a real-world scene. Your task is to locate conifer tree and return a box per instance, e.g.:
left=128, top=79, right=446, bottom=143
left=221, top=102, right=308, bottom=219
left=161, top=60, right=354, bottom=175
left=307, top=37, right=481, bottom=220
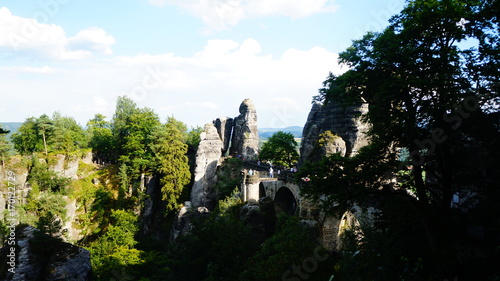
left=150, top=117, right=191, bottom=213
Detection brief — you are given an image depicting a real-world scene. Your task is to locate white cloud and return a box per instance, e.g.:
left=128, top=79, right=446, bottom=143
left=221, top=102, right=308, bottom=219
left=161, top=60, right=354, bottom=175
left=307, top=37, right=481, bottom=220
left=0, top=7, right=115, bottom=60
left=148, top=0, right=339, bottom=31
left=0, top=65, right=54, bottom=74
left=1, top=37, right=344, bottom=128
left=90, top=96, right=111, bottom=113
left=68, top=27, right=116, bottom=55
left=184, top=101, right=219, bottom=109
left=109, top=38, right=344, bottom=127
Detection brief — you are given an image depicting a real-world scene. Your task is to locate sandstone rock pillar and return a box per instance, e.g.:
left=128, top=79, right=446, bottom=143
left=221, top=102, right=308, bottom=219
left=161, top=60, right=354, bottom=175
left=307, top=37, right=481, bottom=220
left=190, top=124, right=224, bottom=210
left=230, top=98, right=259, bottom=160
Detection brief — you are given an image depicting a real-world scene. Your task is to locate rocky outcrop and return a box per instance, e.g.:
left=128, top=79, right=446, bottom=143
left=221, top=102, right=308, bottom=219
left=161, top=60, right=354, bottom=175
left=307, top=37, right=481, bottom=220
left=51, top=152, right=93, bottom=180
left=190, top=124, right=224, bottom=210
left=300, top=101, right=369, bottom=165
left=170, top=204, right=194, bottom=242
left=230, top=99, right=259, bottom=160
left=190, top=99, right=260, bottom=210
left=0, top=225, right=91, bottom=281
left=213, top=117, right=233, bottom=155
left=62, top=197, right=81, bottom=242
left=240, top=197, right=277, bottom=243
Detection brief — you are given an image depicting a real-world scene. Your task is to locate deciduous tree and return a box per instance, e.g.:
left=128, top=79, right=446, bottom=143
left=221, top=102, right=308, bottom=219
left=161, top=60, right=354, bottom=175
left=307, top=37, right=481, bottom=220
left=259, top=131, right=299, bottom=167
left=304, top=0, right=500, bottom=278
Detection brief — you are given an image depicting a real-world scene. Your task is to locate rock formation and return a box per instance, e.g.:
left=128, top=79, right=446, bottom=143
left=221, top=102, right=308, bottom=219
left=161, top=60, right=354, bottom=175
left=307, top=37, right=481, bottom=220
left=230, top=99, right=259, bottom=160
left=190, top=99, right=260, bottom=210
left=300, top=101, right=369, bottom=165
left=213, top=117, right=233, bottom=155
left=0, top=225, right=91, bottom=281
left=190, top=123, right=224, bottom=210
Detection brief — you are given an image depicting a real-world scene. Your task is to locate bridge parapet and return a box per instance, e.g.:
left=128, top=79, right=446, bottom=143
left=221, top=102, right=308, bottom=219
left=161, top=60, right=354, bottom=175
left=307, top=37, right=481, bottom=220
left=277, top=170, right=297, bottom=182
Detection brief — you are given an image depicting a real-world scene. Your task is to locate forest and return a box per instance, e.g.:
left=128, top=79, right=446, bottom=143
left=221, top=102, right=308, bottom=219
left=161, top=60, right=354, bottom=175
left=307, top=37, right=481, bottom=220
left=1, top=0, right=500, bottom=280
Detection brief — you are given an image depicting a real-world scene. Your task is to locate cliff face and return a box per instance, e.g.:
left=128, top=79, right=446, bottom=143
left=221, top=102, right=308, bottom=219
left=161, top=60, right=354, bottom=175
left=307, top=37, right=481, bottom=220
left=0, top=225, right=91, bottom=281
left=0, top=152, right=94, bottom=242
left=299, top=101, right=369, bottom=165
left=213, top=117, right=233, bottom=155
left=190, top=124, right=224, bottom=210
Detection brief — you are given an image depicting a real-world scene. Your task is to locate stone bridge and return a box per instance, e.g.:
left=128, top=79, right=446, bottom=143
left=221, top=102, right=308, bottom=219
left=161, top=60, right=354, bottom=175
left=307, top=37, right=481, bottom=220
left=241, top=172, right=377, bottom=252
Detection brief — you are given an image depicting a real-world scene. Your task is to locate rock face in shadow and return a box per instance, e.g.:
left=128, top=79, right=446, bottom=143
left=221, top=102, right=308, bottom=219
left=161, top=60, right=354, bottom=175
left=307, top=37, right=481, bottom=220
left=240, top=197, right=277, bottom=244
left=190, top=123, right=224, bottom=210
left=0, top=225, right=91, bottom=281
left=300, top=101, right=369, bottom=165
left=230, top=99, right=259, bottom=160
left=213, top=117, right=233, bottom=155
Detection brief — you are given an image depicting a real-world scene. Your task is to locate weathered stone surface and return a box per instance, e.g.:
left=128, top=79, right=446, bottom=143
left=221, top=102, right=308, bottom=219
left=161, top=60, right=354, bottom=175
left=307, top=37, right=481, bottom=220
left=169, top=205, right=194, bottom=242
left=0, top=193, right=4, bottom=220
left=51, top=154, right=79, bottom=180
left=190, top=123, right=224, bottom=210
left=213, top=117, right=233, bottom=155
left=139, top=175, right=168, bottom=239
left=230, top=99, right=259, bottom=160
left=1, top=225, right=91, bottom=281
left=322, top=132, right=347, bottom=157
left=299, top=101, right=369, bottom=165
left=62, top=196, right=82, bottom=242
left=169, top=202, right=211, bottom=242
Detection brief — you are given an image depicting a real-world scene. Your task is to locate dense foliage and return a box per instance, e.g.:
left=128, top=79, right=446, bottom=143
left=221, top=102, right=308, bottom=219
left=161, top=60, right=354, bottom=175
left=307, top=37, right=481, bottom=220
left=303, top=0, right=500, bottom=279
left=259, top=131, right=299, bottom=167
left=2, top=95, right=195, bottom=279
left=11, top=113, right=87, bottom=155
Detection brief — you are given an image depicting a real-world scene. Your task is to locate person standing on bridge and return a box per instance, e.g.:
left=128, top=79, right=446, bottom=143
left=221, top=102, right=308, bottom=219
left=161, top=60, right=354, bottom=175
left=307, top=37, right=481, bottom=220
left=269, top=166, right=274, bottom=178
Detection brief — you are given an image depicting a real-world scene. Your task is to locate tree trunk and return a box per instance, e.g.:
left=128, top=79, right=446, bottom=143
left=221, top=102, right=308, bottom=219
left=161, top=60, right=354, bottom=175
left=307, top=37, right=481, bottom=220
left=42, top=131, right=48, bottom=156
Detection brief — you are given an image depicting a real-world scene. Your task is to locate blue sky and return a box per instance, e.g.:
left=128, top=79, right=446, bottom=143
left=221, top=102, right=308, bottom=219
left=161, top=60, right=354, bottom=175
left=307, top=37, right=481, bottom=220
left=0, top=0, right=405, bottom=128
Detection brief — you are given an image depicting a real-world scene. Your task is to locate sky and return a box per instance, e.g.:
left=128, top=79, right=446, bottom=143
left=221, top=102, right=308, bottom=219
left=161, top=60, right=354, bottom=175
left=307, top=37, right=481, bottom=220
left=0, top=0, right=405, bottom=129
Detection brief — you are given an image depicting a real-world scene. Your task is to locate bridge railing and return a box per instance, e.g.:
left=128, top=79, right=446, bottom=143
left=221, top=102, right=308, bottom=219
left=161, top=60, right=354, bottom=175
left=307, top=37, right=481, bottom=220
left=242, top=173, right=261, bottom=184
left=278, top=170, right=297, bottom=183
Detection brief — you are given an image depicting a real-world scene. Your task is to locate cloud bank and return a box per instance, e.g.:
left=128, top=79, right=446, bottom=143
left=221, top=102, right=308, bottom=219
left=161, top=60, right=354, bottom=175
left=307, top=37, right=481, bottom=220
left=0, top=7, right=115, bottom=60
left=0, top=7, right=345, bottom=128
left=149, top=0, right=339, bottom=31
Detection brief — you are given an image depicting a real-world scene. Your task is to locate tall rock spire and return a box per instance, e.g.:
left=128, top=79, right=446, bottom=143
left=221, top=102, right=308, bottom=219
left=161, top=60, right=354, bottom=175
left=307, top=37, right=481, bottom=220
left=230, top=98, right=259, bottom=160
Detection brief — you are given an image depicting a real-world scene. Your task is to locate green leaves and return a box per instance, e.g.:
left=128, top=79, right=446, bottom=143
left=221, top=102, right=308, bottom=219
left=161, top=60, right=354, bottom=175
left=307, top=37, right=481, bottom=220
left=88, top=209, right=143, bottom=279
left=260, top=131, right=299, bottom=167
left=11, top=113, right=87, bottom=155
left=149, top=117, right=191, bottom=213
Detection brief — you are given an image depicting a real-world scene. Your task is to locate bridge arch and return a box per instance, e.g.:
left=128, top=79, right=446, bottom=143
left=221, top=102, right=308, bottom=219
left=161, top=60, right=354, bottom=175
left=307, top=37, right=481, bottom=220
left=274, top=186, right=298, bottom=215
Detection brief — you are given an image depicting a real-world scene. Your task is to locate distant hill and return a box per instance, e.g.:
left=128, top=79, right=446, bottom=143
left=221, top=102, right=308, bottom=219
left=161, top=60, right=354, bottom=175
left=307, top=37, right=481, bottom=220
left=2, top=122, right=304, bottom=141
left=0, top=122, right=23, bottom=140
left=259, top=126, right=303, bottom=139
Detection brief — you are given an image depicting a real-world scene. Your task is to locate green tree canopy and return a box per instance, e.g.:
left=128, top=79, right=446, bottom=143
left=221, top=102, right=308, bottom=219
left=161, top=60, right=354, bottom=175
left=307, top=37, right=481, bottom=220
left=301, top=0, right=500, bottom=278
left=88, top=209, right=143, bottom=279
left=49, top=112, right=87, bottom=154
left=110, top=96, right=162, bottom=177
left=149, top=117, right=191, bottom=213
left=0, top=125, right=12, bottom=169
left=87, top=114, right=114, bottom=163
left=11, top=117, right=44, bottom=155
left=259, top=131, right=299, bottom=167
left=11, top=114, right=87, bottom=155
